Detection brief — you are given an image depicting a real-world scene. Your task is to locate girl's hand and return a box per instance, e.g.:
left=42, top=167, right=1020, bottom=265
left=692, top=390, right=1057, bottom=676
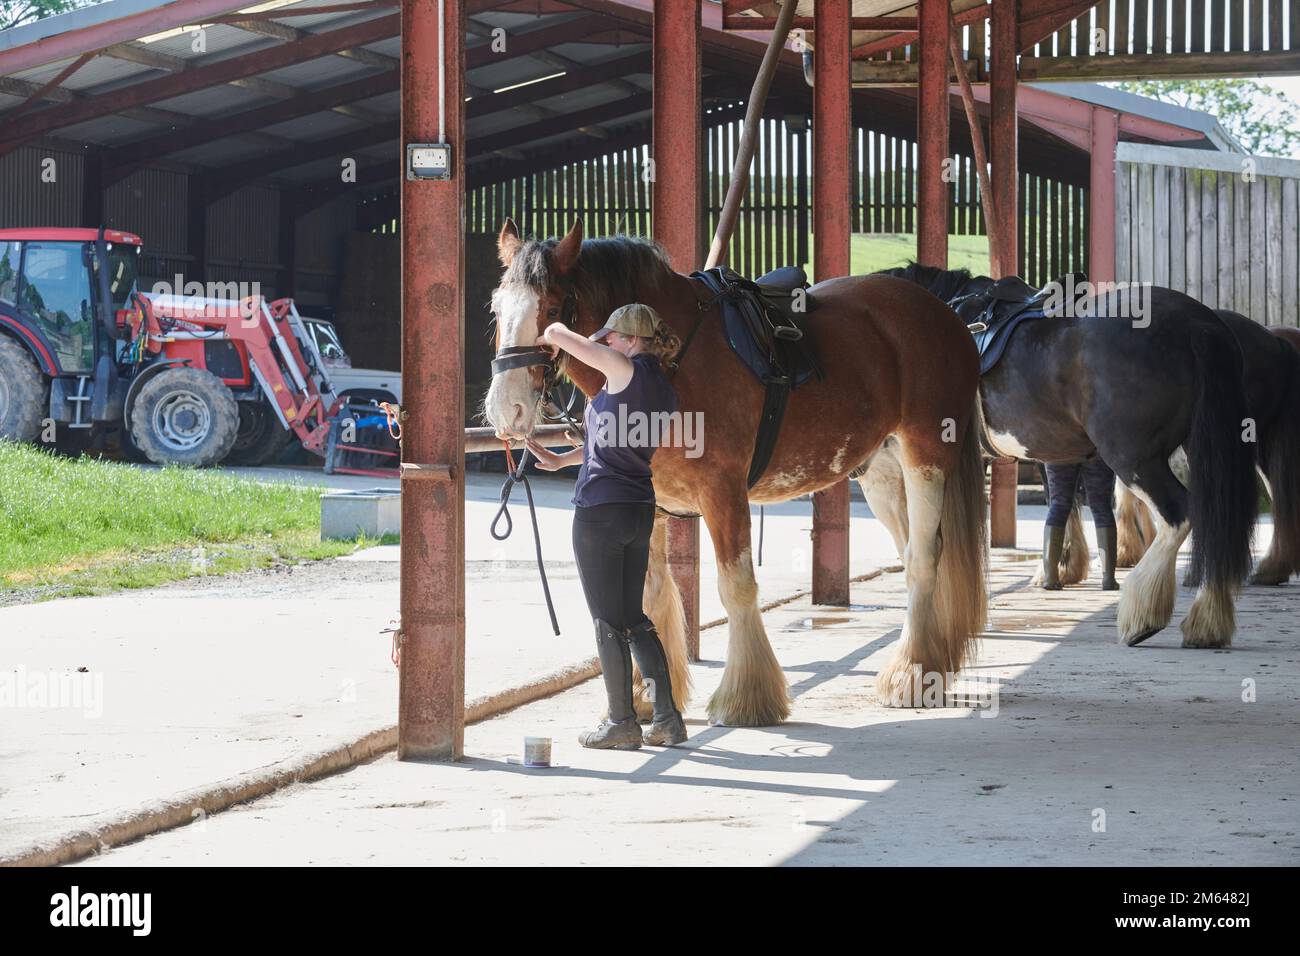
left=534, top=333, right=558, bottom=359
left=524, top=437, right=566, bottom=470
left=540, top=322, right=569, bottom=348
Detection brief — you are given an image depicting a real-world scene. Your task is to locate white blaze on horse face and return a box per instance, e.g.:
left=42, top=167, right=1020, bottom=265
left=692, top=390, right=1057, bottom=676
left=485, top=283, right=542, bottom=438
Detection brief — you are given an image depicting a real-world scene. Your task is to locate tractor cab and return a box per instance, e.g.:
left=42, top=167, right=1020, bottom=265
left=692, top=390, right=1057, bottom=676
left=0, top=226, right=337, bottom=467
left=0, top=227, right=142, bottom=433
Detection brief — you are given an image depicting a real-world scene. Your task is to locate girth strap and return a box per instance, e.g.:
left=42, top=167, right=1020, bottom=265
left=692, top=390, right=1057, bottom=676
left=748, top=372, right=792, bottom=490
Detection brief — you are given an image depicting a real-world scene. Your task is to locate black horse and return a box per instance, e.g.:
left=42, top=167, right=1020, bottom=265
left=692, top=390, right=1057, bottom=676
left=1110, top=308, right=1300, bottom=586
left=861, top=264, right=1257, bottom=649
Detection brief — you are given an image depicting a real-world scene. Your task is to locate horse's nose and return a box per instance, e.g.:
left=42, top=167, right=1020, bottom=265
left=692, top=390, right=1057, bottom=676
left=509, top=402, right=528, bottom=434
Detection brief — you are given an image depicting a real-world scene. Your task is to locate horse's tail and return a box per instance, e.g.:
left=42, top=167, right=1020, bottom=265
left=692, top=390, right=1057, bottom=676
left=1184, top=313, right=1257, bottom=597
left=1030, top=498, right=1092, bottom=586
left=1252, top=337, right=1300, bottom=583
left=1115, top=483, right=1153, bottom=567
left=933, top=397, right=989, bottom=671
left=1059, top=501, right=1092, bottom=585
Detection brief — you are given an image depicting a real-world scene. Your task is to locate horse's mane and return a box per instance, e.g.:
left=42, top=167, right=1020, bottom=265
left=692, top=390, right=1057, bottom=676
left=875, top=261, right=991, bottom=303
left=503, top=234, right=675, bottom=320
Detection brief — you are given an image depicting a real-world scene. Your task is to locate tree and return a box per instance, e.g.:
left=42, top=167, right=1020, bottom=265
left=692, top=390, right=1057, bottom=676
left=1, top=0, right=94, bottom=32
left=1114, top=80, right=1300, bottom=158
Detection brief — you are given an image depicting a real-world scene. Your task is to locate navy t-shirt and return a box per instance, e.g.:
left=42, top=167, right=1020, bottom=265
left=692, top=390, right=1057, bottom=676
left=572, top=352, right=679, bottom=507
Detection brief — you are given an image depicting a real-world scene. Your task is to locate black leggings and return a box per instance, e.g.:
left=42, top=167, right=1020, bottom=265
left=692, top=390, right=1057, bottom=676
left=1045, top=458, right=1117, bottom=529
left=571, top=502, right=656, bottom=632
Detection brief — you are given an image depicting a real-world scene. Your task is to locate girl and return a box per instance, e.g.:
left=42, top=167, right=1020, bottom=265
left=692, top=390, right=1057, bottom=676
left=525, top=303, right=687, bottom=750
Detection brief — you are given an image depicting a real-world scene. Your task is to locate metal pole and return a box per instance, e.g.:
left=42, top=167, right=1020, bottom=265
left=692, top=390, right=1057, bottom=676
left=398, top=0, right=466, bottom=760
left=653, top=0, right=704, bottom=659
left=916, top=0, right=951, bottom=268
left=989, top=0, right=1020, bottom=548
left=811, top=0, right=851, bottom=606
left=1089, top=106, right=1119, bottom=285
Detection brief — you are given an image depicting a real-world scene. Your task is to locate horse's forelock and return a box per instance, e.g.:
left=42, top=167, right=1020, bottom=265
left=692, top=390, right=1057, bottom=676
left=498, top=233, right=673, bottom=324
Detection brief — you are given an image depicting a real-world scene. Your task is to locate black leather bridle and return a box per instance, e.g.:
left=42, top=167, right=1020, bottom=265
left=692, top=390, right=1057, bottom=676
left=488, top=280, right=584, bottom=637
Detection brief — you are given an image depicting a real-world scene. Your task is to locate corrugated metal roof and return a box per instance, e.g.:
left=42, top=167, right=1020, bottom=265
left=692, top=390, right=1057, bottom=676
left=0, top=0, right=1229, bottom=195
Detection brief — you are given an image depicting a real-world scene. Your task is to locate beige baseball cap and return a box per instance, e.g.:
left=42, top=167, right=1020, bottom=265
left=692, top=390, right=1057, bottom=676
left=588, top=302, right=663, bottom=341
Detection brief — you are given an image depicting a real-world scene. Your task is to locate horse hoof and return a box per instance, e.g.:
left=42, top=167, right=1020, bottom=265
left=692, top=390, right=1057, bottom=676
left=1121, top=626, right=1162, bottom=647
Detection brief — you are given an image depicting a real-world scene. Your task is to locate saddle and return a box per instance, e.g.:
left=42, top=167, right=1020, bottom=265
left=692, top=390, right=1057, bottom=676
left=956, top=272, right=1085, bottom=375
left=691, top=265, right=827, bottom=489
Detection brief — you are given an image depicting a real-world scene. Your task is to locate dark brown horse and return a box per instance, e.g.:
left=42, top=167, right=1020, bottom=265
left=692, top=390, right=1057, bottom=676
left=484, top=219, right=987, bottom=725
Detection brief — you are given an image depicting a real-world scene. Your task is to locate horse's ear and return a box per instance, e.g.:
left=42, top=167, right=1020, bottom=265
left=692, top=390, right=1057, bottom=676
left=498, top=218, right=521, bottom=267
left=552, top=218, right=583, bottom=276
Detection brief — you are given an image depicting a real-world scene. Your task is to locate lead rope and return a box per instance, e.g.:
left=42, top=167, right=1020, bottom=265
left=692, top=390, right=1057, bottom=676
left=490, top=438, right=561, bottom=636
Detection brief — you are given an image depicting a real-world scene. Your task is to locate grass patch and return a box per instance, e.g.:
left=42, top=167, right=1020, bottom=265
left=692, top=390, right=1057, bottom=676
left=0, top=441, right=383, bottom=599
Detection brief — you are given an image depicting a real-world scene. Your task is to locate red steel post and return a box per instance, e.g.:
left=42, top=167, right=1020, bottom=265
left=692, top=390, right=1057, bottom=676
left=916, top=0, right=951, bottom=268
left=398, top=0, right=467, bottom=760
left=811, top=0, right=851, bottom=606
left=989, top=0, right=1020, bottom=547
left=653, top=0, right=704, bottom=659
left=1089, top=106, right=1119, bottom=285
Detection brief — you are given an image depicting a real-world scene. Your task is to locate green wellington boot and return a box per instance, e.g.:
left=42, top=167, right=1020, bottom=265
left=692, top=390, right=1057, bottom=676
left=626, top=616, right=687, bottom=746
left=578, top=618, right=643, bottom=750
left=1041, top=525, right=1066, bottom=591
left=1097, top=526, right=1119, bottom=590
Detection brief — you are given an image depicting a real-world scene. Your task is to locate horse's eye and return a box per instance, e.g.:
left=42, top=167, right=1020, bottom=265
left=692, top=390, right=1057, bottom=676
left=547, top=308, right=559, bottom=319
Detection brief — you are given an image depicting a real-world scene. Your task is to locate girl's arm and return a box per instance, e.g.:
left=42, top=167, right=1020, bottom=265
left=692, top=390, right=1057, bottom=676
left=542, top=324, right=634, bottom=393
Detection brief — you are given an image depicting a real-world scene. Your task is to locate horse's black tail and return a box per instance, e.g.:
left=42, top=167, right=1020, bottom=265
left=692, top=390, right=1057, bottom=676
left=1256, top=338, right=1300, bottom=581
left=1184, top=313, right=1256, bottom=592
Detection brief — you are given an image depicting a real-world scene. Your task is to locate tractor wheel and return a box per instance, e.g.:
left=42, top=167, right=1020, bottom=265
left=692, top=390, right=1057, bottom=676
left=224, top=401, right=293, bottom=467
left=128, top=367, right=239, bottom=467
left=0, top=336, right=46, bottom=443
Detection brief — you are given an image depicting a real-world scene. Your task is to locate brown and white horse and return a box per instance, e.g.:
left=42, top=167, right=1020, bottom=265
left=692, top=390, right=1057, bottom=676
left=483, top=219, right=987, bottom=726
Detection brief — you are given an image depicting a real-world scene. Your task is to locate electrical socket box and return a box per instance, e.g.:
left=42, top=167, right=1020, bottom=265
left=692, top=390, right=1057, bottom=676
left=406, top=144, right=452, bottom=181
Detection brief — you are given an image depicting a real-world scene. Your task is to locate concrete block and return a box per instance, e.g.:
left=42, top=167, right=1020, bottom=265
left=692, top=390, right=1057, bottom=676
left=321, top=488, right=401, bottom=540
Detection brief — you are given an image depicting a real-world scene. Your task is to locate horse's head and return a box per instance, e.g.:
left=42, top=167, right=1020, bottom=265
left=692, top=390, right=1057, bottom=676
left=484, top=219, right=674, bottom=439
left=485, top=217, right=590, bottom=439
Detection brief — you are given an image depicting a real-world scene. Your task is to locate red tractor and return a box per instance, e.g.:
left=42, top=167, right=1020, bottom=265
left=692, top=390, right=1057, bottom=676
left=0, top=227, right=340, bottom=466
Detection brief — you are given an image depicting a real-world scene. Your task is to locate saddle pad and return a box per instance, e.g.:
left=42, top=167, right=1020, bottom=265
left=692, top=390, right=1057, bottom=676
left=694, top=268, right=824, bottom=389
left=971, top=307, right=1047, bottom=376
left=959, top=273, right=1084, bottom=376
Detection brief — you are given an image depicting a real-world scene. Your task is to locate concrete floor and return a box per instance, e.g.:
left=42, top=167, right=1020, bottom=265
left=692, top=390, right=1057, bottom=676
left=0, top=473, right=901, bottom=862
left=5, top=465, right=1293, bottom=866
left=73, top=552, right=1300, bottom=867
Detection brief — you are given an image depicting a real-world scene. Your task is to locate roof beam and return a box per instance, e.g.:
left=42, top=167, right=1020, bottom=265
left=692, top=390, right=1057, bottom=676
left=469, top=49, right=649, bottom=117
left=222, top=13, right=399, bottom=71
left=0, top=0, right=249, bottom=76
left=3, top=13, right=400, bottom=145
left=0, top=73, right=288, bottom=161
left=1018, top=49, right=1300, bottom=81
left=465, top=14, right=614, bottom=70
left=100, top=69, right=399, bottom=178
left=208, top=119, right=400, bottom=200
left=99, top=37, right=387, bottom=124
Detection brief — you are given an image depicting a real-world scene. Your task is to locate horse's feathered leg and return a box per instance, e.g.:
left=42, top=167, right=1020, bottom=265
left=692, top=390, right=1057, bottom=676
left=636, top=512, right=693, bottom=720
left=1113, top=470, right=1189, bottom=646
left=1115, top=484, right=1152, bottom=567
left=877, top=406, right=987, bottom=707
left=701, top=485, right=790, bottom=727
left=854, top=436, right=909, bottom=561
